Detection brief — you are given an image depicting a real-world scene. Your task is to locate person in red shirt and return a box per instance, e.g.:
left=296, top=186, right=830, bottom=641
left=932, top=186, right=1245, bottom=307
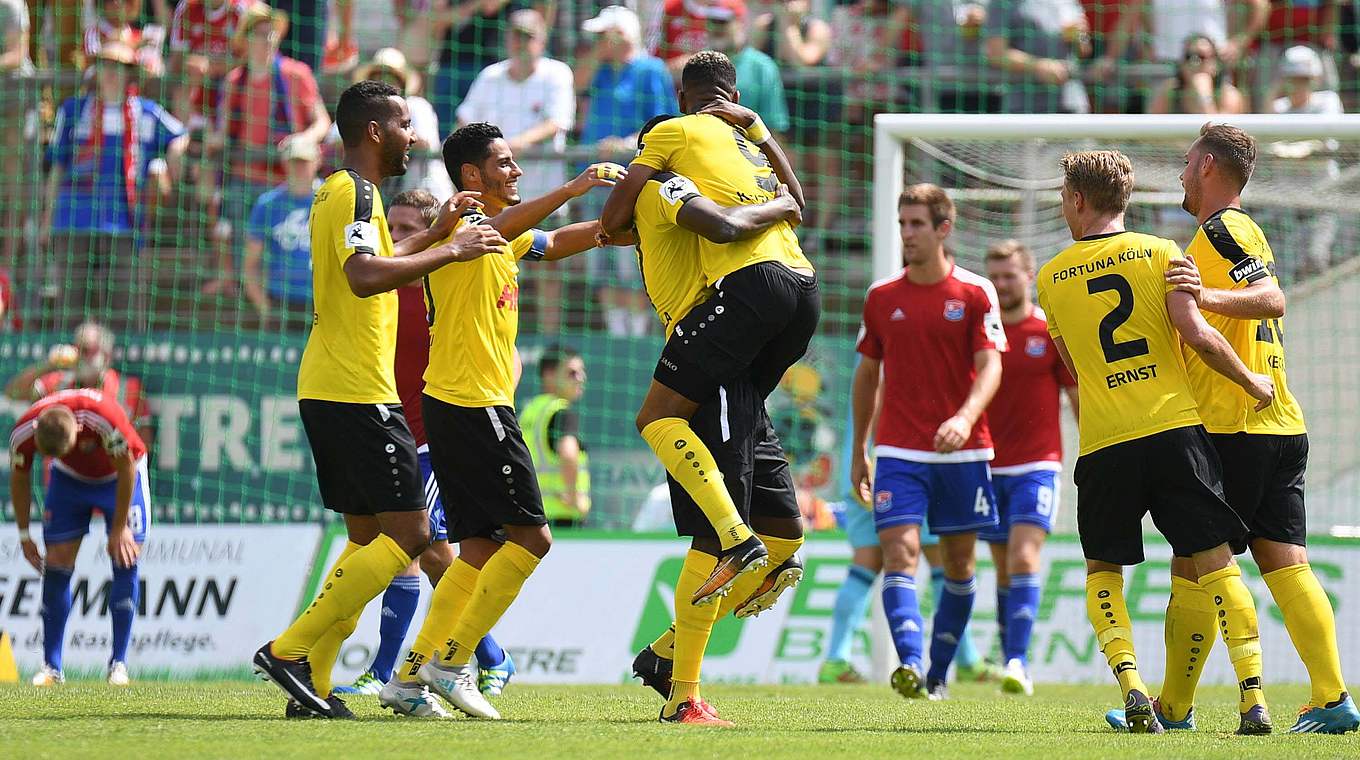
left=9, top=388, right=151, bottom=687
left=85, top=0, right=167, bottom=78
left=202, top=2, right=330, bottom=296
left=851, top=183, right=1005, bottom=701
left=981, top=239, right=1079, bottom=696
left=168, top=0, right=252, bottom=129
left=651, top=0, right=747, bottom=77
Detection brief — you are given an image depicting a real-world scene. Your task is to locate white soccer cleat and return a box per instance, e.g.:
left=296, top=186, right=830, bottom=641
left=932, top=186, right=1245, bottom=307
left=31, top=665, right=64, bottom=687
left=378, top=679, right=454, bottom=718
left=107, top=661, right=131, bottom=686
left=1000, top=658, right=1034, bottom=697
left=419, top=660, right=501, bottom=720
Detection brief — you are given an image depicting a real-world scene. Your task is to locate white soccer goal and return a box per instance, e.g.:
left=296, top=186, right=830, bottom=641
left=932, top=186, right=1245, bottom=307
left=865, top=114, right=1360, bottom=685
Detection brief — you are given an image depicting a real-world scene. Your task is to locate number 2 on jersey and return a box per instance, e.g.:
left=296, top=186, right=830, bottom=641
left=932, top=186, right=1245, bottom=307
left=1087, top=274, right=1150, bottom=363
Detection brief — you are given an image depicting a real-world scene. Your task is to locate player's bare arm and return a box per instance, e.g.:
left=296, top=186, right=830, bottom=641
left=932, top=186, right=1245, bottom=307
left=601, top=161, right=655, bottom=237
left=108, top=450, right=139, bottom=569
left=676, top=185, right=802, bottom=243
left=391, top=190, right=484, bottom=257
left=10, top=465, right=41, bottom=572
left=935, top=348, right=1002, bottom=454
left=1166, top=290, right=1275, bottom=410
left=343, top=223, right=509, bottom=297
left=1164, top=255, right=1285, bottom=319
left=850, top=356, right=883, bottom=505
left=540, top=220, right=614, bottom=261
left=491, top=163, right=625, bottom=242
left=698, top=99, right=806, bottom=209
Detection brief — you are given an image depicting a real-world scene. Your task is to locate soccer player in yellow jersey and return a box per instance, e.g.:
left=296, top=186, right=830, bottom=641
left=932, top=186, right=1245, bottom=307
left=378, top=122, right=624, bottom=720
left=601, top=51, right=819, bottom=609
left=252, top=80, right=507, bottom=719
left=1105, top=124, right=1357, bottom=735
left=619, top=114, right=808, bottom=725
left=1036, top=150, right=1277, bottom=735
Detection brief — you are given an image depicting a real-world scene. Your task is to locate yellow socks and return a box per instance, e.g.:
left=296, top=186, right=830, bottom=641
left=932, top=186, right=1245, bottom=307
left=1158, top=575, right=1217, bottom=722
left=305, top=541, right=364, bottom=696
left=441, top=542, right=540, bottom=667
left=666, top=549, right=721, bottom=716
left=1199, top=564, right=1266, bottom=712
left=641, top=418, right=752, bottom=550
left=650, top=624, right=676, bottom=658
left=1264, top=563, right=1346, bottom=708
left=273, top=533, right=411, bottom=660
left=1086, top=570, right=1148, bottom=698
left=399, top=558, right=479, bottom=681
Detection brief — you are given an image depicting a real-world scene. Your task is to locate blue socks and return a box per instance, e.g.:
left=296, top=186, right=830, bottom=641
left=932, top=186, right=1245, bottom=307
left=882, top=572, right=924, bottom=668
left=369, top=574, right=421, bottom=682
left=996, top=584, right=1010, bottom=663
left=41, top=566, right=74, bottom=671
left=931, top=567, right=980, bottom=670
left=1005, top=573, right=1041, bottom=665
left=828, top=564, right=876, bottom=663
left=110, top=565, right=139, bottom=664
left=475, top=634, right=506, bottom=667
left=928, top=575, right=977, bottom=682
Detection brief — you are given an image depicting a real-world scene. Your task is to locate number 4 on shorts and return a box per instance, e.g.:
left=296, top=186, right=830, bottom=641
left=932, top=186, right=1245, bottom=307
left=973, top=487, right=990, bottom=515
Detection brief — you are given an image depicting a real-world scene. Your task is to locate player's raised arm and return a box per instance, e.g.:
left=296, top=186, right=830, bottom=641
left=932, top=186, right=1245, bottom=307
left=344, top=223, right=507, bottom=297
left=538, top=220, right=610, bottom=261
left=698, top=99, right=805, bottom=210
left=1166, top=290, right=1275, bottom=410
left=490, top=162, right=627, bottom=242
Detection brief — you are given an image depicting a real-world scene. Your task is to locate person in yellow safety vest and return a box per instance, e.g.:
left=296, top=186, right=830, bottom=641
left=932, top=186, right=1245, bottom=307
left=521, top=345, right=591, bottom=525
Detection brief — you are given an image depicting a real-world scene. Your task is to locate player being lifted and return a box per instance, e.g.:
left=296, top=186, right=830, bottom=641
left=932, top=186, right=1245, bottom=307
left=620, top=114, right=807, bottom=725
left=11, top=388, right=150, bottom=687
left=1037, top=150, right=1275, bottom=735
left=1105, top=125, right=1356, bottom=735
left=252, top=80, right=507, bottom=719
left=983, top=240, right=1079, bottom=696
left=380, top=122, right=623, bottom=720
left=600, top=50, right=819, bottom=608
left=332, top=190, right=514, bottom=704
left=852, top=184, right=1006, bottom=701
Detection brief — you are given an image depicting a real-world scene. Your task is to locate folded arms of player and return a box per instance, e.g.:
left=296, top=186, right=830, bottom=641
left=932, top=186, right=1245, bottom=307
left=1165, top=255, right=1285, bottom=319
left=1165, top=290, right=1276, bottom=410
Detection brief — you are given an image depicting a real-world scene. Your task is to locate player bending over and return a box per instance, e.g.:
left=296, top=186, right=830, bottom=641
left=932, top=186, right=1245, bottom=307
left=1104, top=124, right=1356, bottom=735
left=11, top=389, right=150, bottom=687
left=982, top=240, right=1079, bottom=696
left=1038, top=149, right=1274, bottom=735
left=380, top=122, right=623, bottom=720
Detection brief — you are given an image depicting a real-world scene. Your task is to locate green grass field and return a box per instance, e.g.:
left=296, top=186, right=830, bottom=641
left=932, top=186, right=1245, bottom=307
left=0, top=680, right=1353, bottom=759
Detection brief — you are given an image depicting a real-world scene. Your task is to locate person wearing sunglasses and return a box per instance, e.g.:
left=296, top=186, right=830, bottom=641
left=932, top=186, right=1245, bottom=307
left=1147, top=33, right=1246, bottom=115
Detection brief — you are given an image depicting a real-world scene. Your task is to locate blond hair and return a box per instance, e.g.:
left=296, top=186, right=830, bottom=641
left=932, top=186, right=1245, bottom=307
left=35, top=406, right=77, bottom=458
left=898, top=183, right=955, bottom=228
left=1197, top=122, right=1256, bottom=189
left=1060, top=150, right=1134, bottom=215
left=985, top=239, right=1036, bottom=274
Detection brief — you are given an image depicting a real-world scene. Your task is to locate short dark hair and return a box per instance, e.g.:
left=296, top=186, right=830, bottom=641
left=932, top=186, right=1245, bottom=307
left=681, top=50, right=736, bottom=92
left=1197, top=122, right=1256, bottom=189
left=390, top=189, right=439, bottom=225
left=335, top=80, right=402, bottom=147
left=443, top=122, right=504, bottom=190
left=539, top=344, right=580, bottom=379
left=637, top=114, right=676, bottom=148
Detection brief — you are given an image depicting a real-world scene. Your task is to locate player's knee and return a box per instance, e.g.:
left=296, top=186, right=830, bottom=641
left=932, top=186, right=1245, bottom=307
left=881, top=539, right=918, bottom=573
left=507, top=524, right=552, bottom=558
left=1249, top=538, right=1307, bottom=574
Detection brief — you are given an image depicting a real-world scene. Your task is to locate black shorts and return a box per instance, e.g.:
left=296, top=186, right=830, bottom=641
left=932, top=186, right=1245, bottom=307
left=655, top=261, right=820, bottom=404
left=298, top=399, right=424, bottom=515
left=670, top=380, right=800, bottom=539
left=1073, top=425, right=1246, bottom=565
left=422, top=395, right=546, bottom=543
left=1209, top=432, right=1308, bottom=552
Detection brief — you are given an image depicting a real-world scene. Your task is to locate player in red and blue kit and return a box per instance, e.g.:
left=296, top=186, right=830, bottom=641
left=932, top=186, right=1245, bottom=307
left=852, top=185, right=1006, bottom=701
left=9, top=388, right=150, bottom=687
left=982, top=240, right=1079, bottom=697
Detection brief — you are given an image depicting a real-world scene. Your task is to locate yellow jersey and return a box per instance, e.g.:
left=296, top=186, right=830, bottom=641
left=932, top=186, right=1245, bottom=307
left=632, top=113, right=811, bottom=285
left=422, top=215, right=544, bottom=408
left=1036, top=231, right=1201, bottom=456
left=297, top=169, right=399, bottom=404
left=1182, top=208, right=1306, bottom=435
left=634, top=171, right=712, bottom=336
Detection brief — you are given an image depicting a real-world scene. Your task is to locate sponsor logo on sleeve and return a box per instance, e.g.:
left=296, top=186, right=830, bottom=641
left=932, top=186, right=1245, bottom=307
left=343, top=221, right=379, bottom=250
left=1229, top=256, right=1267, bottom=284
left=660, top=175, right=699, bottom=205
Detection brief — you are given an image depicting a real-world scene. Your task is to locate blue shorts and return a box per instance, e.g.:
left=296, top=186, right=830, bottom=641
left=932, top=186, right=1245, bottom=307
left=418, top=448, right=449, bottom=543
left=43, top=461, right=151, bottom=544
left=844, top=502, right=879, bottom=549
left=982, top=469, right=1060, bottom=543
left=872, top=457, right=999, bottom=536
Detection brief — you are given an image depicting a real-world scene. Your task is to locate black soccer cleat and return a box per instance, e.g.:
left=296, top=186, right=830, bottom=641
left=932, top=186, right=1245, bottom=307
left=1236, top=704, right=1273, bottom=735
left=324, top=694, right=356, bottom=720
left=253, top=642, right=332, bottom=717
left=925, top=676, right=949, bottom=701
left=1123, top=689, right=1165, bottom=734
left=632, top=645, right=674, bottom=699
left=285, top=700, right=317, bottom=719
left=692, top=535, right=769, bottom=607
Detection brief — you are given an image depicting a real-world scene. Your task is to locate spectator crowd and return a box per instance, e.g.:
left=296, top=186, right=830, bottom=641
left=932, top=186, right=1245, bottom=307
left=2, top=0, right=1360, bottom=337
